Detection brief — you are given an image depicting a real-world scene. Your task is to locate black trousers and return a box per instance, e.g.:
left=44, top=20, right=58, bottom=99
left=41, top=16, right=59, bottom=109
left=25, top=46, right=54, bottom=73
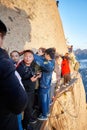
left=63, top=74, right=71, bottom=85
left=22, top=91, right=34, bottom=129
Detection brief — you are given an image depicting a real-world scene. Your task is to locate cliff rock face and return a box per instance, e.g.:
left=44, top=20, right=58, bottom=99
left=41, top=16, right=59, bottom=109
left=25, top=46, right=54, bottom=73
left=41, top=73, right=87, bottom=130
left=0, top=0, right=67, bottom=54
left=0, top=1, right=87, bottom=130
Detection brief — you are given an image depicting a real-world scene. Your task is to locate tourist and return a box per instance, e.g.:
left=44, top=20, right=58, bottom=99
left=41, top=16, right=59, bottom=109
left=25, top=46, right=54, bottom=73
left=0, top=20, right=28, bottom=130
left=61, top=53, right=71, bottom=86
left=37, top=47, right=46, bottom=57
left=34, top=48, right=55, bottom=120
left=10, top=50, right=21, bottom=67
left=17, top=50, right=41, bottom=130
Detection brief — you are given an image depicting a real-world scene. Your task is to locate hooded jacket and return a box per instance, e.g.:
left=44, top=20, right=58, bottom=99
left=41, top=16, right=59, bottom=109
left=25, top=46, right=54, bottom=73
left=0, top=48, right=28, bottom=130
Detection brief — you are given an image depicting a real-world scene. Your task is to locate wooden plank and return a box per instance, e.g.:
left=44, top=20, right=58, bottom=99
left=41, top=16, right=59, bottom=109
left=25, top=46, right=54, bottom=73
left=56, top=78, right=78, bottom=97
left=31, top=78, right=78, bottom=130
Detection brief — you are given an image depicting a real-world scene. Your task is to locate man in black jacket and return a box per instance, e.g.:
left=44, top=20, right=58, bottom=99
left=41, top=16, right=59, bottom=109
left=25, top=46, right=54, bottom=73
left=0, top=20, right=28, bottom=130
left=17, top=50, right=41, bottom=130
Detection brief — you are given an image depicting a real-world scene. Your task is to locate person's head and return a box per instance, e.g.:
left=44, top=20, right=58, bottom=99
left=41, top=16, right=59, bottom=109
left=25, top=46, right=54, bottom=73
left=71, top=45, right=73, bottom=48
left=45, top=48, right=56, bottom=60
left=10, top=50, right=20, bottom=63
left=65, top=52, right=69, bottom=57
left=23, top=50, right=34, bottom=66
left=38, top=47, right=46, bottom=56
left=0, top=20, right=7, bottom=47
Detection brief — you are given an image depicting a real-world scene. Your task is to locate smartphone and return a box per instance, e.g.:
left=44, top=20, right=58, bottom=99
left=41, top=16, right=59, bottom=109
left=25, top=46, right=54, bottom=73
left=34, top=73, right=40, bottom=77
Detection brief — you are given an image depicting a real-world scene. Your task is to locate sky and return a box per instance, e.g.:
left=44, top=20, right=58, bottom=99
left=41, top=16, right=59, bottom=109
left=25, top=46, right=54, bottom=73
left=58, top=0, right=87, bottom=50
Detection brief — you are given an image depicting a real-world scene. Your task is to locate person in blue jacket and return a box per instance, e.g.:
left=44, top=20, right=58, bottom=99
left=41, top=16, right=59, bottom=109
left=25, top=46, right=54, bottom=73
left=0, top=20, right=28, bottom=130
left=34, top=48, right=55, bottom=120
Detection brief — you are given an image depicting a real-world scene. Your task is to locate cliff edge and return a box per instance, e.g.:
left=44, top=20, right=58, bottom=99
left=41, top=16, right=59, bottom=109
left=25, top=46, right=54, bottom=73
left=41, top=72, right=87, bottom=130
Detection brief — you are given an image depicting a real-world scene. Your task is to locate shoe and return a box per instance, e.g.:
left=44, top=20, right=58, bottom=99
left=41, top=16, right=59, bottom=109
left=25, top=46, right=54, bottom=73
left=29, top=118, right=37, bottom=124
left=62, top=85, right=66, bottom=87
left=27, top=124, right=33, bottom=130
left=38, top=115, right=48, bottom=121
left=50, top=100, right=53, bottom=106
left=66, top=83, right=69, bottom=86
left=47, top=113, right=50, bottom=117
left=56, top=88, right=60, bottom=92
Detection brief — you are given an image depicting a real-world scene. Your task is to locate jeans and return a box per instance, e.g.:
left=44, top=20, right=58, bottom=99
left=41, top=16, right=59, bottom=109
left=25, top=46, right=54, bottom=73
left=17, top=114, right=23, bottom=130
left=39, top=88, right=50, bottom=117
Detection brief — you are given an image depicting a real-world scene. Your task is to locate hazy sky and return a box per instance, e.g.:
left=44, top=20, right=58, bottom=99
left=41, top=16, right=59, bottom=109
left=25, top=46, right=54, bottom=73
left=58, top=0, right=87, bottom=50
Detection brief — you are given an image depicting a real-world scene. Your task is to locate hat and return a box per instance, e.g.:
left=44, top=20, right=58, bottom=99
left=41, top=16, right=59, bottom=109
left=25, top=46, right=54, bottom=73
left=0, top=20, right=7, bottom=35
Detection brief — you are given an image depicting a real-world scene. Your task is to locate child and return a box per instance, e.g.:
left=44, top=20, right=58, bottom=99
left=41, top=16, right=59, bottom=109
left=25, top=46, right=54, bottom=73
left=34, top=47, right=46, bottom=111
left=37, top=47, right=46, bottom=57
left=34, top=48, right=55, bottom=120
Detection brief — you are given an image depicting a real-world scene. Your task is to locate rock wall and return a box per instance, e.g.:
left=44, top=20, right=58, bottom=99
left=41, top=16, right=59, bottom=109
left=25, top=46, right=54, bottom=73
left=41, top=73, right=87, bottom=130
left=0, top=1, right=87, bottom=130
left=0, top=0, right=67, bottom=54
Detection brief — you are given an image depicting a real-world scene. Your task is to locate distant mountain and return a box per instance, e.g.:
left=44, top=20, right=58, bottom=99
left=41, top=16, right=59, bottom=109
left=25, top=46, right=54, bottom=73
left=74, top=49, right=87, bottom=60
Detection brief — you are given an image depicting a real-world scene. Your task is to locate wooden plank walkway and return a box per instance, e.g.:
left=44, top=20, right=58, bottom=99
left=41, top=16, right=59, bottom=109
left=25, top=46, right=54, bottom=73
left=56, top=78, right=78, bottom=98
left=30, top=78, right=78, bottom=130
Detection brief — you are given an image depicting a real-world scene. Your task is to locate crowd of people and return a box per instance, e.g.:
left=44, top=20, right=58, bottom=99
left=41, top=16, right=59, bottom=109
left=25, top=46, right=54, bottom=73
left=0, top=20, right=79, bottom=130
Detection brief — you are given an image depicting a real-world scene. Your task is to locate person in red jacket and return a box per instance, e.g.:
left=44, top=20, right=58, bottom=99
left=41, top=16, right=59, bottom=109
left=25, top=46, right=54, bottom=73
left=61, top=55, right=71, bottom=86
